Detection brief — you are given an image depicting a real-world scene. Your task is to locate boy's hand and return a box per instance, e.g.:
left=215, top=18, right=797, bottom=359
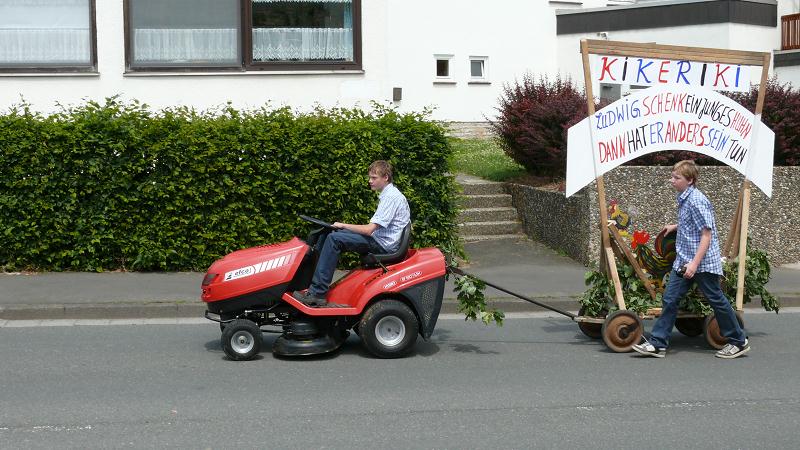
left=662, top=224, right=677, bottom=234
left=332, top=222, right=345, bottom=229
left=683, top=261, right=698, bottom=278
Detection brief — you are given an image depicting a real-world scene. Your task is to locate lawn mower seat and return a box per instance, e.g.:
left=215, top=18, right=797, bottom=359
left=360, top=223, right=412, bottom=269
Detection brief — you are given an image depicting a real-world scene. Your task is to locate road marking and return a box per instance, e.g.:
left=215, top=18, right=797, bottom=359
left=0, top=318, right=208, bottom=328
left=1, top=307, right=797, bottom=328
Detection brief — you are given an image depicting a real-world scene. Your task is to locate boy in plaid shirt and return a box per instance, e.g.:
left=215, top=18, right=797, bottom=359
left=633, top=160, right=749, bottom=359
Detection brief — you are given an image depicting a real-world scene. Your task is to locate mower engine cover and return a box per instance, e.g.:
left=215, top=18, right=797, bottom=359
left=201, top=237, right=308, bottom=314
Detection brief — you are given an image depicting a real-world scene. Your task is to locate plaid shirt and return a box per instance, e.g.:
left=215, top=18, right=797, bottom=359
left=674, top=185, right=724, bottom=275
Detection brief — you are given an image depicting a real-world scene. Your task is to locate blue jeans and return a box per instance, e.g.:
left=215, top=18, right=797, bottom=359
left=650, top=270, right=746, bottom=349
left=308, top=230, right=383, bottom=297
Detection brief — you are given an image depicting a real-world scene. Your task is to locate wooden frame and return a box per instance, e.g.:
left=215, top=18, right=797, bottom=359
left=579, top=39, right=771, bottom=314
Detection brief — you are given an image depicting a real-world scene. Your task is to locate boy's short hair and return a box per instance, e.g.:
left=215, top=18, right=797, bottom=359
left=369, top=160, right=393, bottom=183
left=673, top=159, right=698, bottom=185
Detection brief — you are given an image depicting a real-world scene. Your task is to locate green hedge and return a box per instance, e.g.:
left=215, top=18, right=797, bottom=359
left=0, top=99, right=460, bottom=271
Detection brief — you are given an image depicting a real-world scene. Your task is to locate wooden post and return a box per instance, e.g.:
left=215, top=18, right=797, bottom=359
left=581, top=39, right=626, bottom=311
left=735, top=181, right=752, bottom=311
left=735, top=52, right=772, bottom=311
left=724, top=188, right=744, bottom=259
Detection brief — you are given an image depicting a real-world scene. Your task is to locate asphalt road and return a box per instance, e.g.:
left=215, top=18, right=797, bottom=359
left=2, top=312, right=799, bottom=449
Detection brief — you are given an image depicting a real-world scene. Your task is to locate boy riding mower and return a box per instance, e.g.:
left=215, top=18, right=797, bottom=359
left=201, top=215, right=446, bottom=361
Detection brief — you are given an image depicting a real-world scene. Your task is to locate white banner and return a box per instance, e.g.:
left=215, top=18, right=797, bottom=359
left=590, top=54, right=753, bottom=92
left=566, top=83, right=774, bottom=197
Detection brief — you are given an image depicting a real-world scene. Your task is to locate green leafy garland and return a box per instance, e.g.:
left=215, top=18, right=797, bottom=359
left=579, top=246, right=780, bottom=316
left=446, top=257, right=505, bottom=326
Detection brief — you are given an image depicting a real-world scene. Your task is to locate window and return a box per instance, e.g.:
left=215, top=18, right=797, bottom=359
left=125, top=0, right=361, bottom=72
left=249, top=0, right=356, bottom=67
left=0, top=0, right=96, bottom=72
left=469, top=56, right=488, bottom=82
left=434, top=54, right=454, bottom=82
left=128, top=0, right=240, bottom=69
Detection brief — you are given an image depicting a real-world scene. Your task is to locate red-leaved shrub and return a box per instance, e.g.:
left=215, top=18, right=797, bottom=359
left=490, top=75, right=589, bottom=177
left=728, top=77, right=800, bottom=166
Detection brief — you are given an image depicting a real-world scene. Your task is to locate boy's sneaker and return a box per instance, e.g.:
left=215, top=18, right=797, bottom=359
left=632, top=340, right=666, bottom=358
left=715, top=339, right=750, bottom=359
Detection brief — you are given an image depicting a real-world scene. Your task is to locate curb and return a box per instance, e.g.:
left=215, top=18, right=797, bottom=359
left=2, top=295, right=797, bottom=321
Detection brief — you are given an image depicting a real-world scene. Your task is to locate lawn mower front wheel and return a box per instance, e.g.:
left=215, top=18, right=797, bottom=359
left=221, top=319, right=262, bottom=361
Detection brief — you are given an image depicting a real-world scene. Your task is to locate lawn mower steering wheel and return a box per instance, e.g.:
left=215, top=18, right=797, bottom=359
left=298, top=214, right=338, bottom=230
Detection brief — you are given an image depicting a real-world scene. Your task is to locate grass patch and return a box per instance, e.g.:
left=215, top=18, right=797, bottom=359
left=449, top=137, right=525, bottom=182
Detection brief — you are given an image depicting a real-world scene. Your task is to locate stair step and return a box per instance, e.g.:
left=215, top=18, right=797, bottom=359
left=458, top=220, right=521, bottom=235
left=462, top=234, right=525, bottom=242
left=458, top=207, right=518, bottom=223
left=459, top=181, right=506, bottom=196
left=459, top=194, right=513, bottom=209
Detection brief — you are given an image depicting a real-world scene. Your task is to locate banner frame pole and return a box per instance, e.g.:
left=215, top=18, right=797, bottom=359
left=735, top=52, right=771, bottom=312
left=581, top=39, right=626, bottom=311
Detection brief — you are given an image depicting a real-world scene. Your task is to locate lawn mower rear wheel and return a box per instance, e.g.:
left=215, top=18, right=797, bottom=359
left=359, top=300, right=419, bottom=358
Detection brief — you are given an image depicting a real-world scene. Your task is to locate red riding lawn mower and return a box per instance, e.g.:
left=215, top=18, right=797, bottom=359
left=201, top=215, right=446, bottom=360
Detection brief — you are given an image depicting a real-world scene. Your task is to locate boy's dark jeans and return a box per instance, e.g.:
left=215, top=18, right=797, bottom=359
left=650, top=269, right=747, bottom=349
left=308, top=230, right=383, bottom=298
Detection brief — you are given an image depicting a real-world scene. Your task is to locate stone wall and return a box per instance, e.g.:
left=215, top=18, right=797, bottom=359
left=446, top=122, right=493, bottom=139
left=506, top=166, right=800, bottom=266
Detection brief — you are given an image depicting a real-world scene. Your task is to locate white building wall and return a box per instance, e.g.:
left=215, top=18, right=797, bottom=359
left=1, top=1, right=393, bottom=114
left=0, top=1, right=796, bottom=121
left=385, top=1, right=563, bottom=121
left=0, top=0, right=570, bottom=122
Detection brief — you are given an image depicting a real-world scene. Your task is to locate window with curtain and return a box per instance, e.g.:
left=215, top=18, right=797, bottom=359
left=0, top=0, right=94, bottom=70
left=250, top=0, right=354, bottom=63
left=125, top=0, right=360, bottom=71
left=129, top=0, right=240, bottom=68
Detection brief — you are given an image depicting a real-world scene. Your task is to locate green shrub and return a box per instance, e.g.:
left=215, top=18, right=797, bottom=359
left=0, top=99, right=460, bottom=271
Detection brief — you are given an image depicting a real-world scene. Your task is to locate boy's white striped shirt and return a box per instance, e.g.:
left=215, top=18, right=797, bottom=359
left=370, top=183, right=410, bottom=252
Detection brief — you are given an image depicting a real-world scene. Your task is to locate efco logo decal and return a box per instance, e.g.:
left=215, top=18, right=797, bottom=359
left=383, top=280, right=397, bottom=290
left=223, top=255, right=290, bottom=282
left=400, top=271, right=422, bottom=283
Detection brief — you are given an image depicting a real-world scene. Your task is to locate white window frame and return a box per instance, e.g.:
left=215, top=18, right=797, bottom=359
left=433, top=54, right=455, bottom=83
left=468, top=56, right=489, bottom=83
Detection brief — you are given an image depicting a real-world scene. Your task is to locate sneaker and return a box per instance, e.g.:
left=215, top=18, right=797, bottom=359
left=292, top=291, right=328, bottom=307
left=715, top=339, right=750, bottom=359
left=632, top=341, right=666, bottom=358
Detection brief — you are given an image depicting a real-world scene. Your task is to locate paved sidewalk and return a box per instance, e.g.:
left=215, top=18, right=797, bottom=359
left=1, top=238, right=798, bottom=320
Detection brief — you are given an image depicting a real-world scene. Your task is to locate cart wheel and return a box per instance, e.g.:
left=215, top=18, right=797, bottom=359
left=577, top=306, right=603, bottom=339
left=703, top=311, right=745, bottom=350
left=221, top=319, right=262, bottom=361
left=601, top=310, right=643, bottom=353
left=359, top=300, right=419, bottom=358
left=675, top=318, right=704, bottom=337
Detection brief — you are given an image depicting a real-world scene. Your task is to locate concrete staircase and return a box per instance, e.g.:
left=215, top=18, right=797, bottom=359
left=457, top=174, right=524, bottom=242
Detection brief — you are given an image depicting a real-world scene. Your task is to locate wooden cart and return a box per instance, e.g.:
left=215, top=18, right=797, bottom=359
left=571, top=39, right=772, bottom=352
